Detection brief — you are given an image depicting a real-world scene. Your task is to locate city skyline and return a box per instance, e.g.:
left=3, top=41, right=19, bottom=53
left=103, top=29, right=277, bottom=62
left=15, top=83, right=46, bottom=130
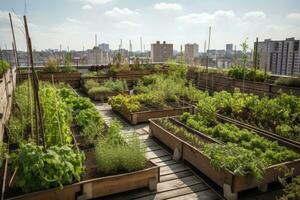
left=0, top=0, right=300, bottom=51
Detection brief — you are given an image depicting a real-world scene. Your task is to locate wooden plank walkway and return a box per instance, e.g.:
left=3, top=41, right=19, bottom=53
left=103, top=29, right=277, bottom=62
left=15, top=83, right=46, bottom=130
left=94, top=103, right=222, bottom=200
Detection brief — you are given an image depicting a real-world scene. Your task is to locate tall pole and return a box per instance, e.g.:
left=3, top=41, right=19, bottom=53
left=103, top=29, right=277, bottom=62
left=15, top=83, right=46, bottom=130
left=24, top=15, right=46, bottom=149
left=9, top=13, right=20, bottom=68
left=140, top=37, right=143, bottom=53
left=205, top=26, right=211, bottom=91
left=129, top=40, right=131, bottom=65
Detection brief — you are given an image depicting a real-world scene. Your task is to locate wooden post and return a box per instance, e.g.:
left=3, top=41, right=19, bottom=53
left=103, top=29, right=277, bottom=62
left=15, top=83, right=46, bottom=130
left=23, top=15, right=46, bottom=149
left=9, top=13, right=20, bottom=82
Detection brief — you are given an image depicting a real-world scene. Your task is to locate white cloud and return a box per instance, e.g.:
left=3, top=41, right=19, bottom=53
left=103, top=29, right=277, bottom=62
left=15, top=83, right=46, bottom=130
left=104, top=7, right=138, bottom=17
left=287, top=13, right=300, bottom=20
left=82, top=4, right=92, bottom=10
left=176, top=10, right=235, bottom=24
left=154, top=2, right=182, bottom=11
left=82, top=0, right=112, bottom=5
left=66, top=17, right=80, bottom=23
left=243, top=11, right=266, bottom=21
left=119, top=20, right=141, bottom=27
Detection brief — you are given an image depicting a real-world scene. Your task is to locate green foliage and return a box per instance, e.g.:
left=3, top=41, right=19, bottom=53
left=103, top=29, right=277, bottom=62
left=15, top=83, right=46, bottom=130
left=7, top=117, right=24, bottom=144
left=108, top=94, right=141, bottom=113
left=84, top=79, right=99, bottom=91
left=157, top=118, right=265, bottom=180
left=81, top=72, right=97, bottom=78
left=75, top=108, right=104, bottom=129
left=212, top=90, right=300, bottom=142
left=81, top=121, right=104, bottom=144
left=203, top=143, right=265, bottom=180
left=227, top=66, right=270, bottom=81
left=275, top=76, right=300, bottom=88
left=86, top=79, right=128, bottom=95
left=0, top=60, right=10, bottom=76
left=12, top=143, right=85, bottom=193
left=39, top=83, right=72, bottom=146
left=0, top=142, right=7, bottom=169
left=277, top=166, right=300, bottom=200
left=181, top=112, right=299, bottom=168
left=106, top=119, right=125, bottom=145
left=44, top=57, right=59, bottom=73
left=95, top=133, right=146, bottom=175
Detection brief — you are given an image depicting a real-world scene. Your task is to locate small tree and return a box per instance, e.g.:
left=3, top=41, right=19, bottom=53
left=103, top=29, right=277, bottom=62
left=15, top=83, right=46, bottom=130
left=240, top=38, right=249, bottom=92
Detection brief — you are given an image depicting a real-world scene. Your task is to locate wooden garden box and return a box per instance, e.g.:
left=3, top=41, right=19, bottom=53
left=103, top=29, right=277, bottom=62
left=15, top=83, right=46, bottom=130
left=149, top=118, right=300, bottom=200
left=113, top=104, right=193, bottom=125
left=80, top=161, right=159, bottom=199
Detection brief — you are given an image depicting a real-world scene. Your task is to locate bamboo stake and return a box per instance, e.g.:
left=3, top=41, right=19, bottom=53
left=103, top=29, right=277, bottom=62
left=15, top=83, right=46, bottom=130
left=23, top=15, right=46, bottom=149
left=9, top=13, right=20, bottom=83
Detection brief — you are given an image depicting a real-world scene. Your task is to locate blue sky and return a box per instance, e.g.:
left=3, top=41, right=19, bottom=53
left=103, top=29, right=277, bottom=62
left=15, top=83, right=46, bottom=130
left=0, top=0, right=300, bottom=51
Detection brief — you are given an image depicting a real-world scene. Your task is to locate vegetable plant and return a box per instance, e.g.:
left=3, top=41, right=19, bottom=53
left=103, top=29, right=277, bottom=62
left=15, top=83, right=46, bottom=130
left=11, top=143, right=85, bottom=193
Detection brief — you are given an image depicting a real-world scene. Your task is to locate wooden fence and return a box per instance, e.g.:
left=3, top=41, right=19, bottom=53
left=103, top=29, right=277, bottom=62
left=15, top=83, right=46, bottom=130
left=0, top=67, right=16, bottom=141
left=187, top=70, right=300, bottom=97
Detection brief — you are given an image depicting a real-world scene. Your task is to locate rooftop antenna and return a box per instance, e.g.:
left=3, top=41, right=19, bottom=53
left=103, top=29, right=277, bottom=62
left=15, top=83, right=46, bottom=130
left=140, top=37, right=143, bottom=53
left=205, top=26, right=211, bottom=91
left=129, top=40, right=132, bottom=64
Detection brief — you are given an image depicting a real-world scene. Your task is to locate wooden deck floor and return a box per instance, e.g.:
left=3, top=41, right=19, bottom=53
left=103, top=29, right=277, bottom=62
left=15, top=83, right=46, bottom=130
left=94, top=103, right=283, bottom=200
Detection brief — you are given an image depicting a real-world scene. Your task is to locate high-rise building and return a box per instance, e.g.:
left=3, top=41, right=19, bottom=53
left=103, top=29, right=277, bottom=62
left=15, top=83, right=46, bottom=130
left=151, top=41, right=173, bottom=63
left=184, top=43, right=199, bottom=64
left=256, top=38, right=300, bottom=75
left=226, top=44, right=233, bottom=58
left=99, top=43, right=110, bottom=52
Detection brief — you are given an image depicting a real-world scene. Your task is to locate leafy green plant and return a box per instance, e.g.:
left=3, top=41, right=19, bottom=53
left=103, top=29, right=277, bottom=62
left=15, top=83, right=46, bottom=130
left=75, top=108, right=104, bottom=129
left=180, top=112, right=299, bottom=168
left=11, top=143, right=85, bottom=193
left=108, top=94, right=141, bottom=113
left=0, top=59, right=10, bottom=76
left=39, top=83, right=72, bottom=146
left=203, top=143, right=265, bottom=180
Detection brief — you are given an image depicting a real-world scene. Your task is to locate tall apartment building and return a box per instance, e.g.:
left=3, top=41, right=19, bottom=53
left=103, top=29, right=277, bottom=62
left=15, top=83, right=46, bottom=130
left=184, top=43, right=199, bottom=64
left=99, top=43, right=110, bottom=52
left=256, top=38, right=300, bottom=75
left=151, top=41, right=173, bottom=63
left=226, top=44, right=233, bottom=58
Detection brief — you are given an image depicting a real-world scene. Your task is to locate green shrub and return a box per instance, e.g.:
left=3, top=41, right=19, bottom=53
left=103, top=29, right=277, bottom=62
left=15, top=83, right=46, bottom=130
left=12, top=143, right=85, bottom=193
left=95, top=133, right=146, bottom=175
left=227, top=66, right=270, bottom=81
left=275, top=76, right=300, bottom=87
left=88, top=86, right=111, bottom=95
left=44, top=57, right=59, bottom=73
left=84, top=80, right=99, bottom=91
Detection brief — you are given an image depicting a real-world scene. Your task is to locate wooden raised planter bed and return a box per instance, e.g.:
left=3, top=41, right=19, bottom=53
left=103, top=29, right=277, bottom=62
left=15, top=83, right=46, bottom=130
left=149, top=118, right=300, bottom=200
left=89, top=91, right=129, bottom=102
left=80, top=160, right=159, bottom=199
left=112, top=103, right=193, bottom=125
left=17, top=72, right=81, bottom=88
